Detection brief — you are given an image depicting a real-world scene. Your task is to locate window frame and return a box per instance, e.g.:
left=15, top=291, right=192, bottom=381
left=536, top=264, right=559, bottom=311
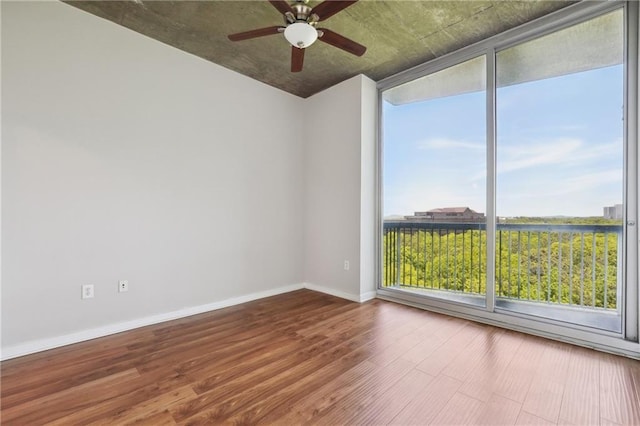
left=376, top=1, right=639, bottom=356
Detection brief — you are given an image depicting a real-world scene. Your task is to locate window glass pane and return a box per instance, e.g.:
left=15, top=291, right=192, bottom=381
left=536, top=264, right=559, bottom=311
left=495, top=9, right=624, bottom=329
left=382, top=56, right=487, bottom=303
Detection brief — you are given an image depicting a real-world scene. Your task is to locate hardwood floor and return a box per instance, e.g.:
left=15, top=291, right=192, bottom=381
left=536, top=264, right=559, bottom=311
left=1, top=289, right=639, bottom=425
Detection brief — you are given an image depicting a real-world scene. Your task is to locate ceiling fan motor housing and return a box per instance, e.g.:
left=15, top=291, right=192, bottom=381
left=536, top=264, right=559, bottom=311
left=285, top=3, right=319, bottom=25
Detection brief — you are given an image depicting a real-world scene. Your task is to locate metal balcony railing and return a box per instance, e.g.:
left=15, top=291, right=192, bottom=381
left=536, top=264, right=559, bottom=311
left=383, top=221, right=622, bottom=311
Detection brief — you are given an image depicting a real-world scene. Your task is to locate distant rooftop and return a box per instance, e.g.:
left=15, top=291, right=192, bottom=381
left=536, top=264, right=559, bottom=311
left=402, top=206, right=486, bottom=223
left=426, top=207, right=479, bottom=214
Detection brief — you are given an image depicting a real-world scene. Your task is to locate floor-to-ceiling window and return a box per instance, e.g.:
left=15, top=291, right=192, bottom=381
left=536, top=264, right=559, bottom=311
left=495, top=9, right=625, bottom=333
left=378, top=1, right=638, bottom=353
left=382, top=55, right=487, bottom=308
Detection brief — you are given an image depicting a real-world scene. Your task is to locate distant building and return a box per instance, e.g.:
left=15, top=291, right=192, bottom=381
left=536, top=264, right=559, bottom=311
left=404, top=207, right=485, bottom=223
left=603, top=204, right=623, bottom=220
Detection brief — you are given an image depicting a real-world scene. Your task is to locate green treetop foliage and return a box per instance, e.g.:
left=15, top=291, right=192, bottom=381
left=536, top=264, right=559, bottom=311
left=383, top=217, right=620, bottom=310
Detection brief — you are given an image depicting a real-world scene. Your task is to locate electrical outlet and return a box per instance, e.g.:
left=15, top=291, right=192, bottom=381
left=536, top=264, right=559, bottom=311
left=82, top=284, right=94, bottom=299
left=344, top=260, right=350, bottom=271
left=118, top=280, right=129, bottom=293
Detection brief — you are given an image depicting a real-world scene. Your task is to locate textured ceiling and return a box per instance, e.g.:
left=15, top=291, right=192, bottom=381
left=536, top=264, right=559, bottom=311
left=65, top=0, right=576, bottom=98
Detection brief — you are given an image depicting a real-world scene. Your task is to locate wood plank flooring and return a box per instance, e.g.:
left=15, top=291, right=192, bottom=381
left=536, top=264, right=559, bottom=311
left=1, top=289, right=639, bottom=425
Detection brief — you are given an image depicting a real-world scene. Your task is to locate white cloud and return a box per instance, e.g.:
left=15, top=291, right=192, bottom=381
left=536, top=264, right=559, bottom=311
left=468, top=137, right=621, bottom=181
left=496, top=168, right=622, bottom=216
left=540, top=169, right=622, bottom=197
left=497, top=137, right=581, bottom=173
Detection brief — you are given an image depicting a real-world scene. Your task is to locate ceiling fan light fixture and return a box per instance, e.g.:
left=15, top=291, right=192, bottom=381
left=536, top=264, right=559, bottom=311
left=284, top=22, right=318, bottom=48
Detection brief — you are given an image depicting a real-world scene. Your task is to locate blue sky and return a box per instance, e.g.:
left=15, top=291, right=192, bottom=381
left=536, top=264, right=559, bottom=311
left=383, top=65, right=624, bottom=218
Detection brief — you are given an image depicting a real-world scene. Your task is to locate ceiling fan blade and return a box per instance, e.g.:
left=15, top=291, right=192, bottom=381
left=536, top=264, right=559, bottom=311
left=311, top=1, right=358, bottom=21
left=318, top=28, right=366, bottom=56
left=268, top=0, right=293, bottom=15
left=228, top=26, right=283, bottom=42
left=291, top=46, right=305, bottom=72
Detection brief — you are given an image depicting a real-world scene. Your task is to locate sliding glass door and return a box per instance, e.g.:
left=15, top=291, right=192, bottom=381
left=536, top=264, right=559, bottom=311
left=494, top=9, right=625, bottom=332
left=379, top=1, right=637, bottom=345
left=382, top=55, right=487, bottom=307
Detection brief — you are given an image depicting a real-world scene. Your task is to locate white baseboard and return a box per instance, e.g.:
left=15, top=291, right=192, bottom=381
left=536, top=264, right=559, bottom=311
left=359, top=290, right=377, bottom=302
left=302, top=282, right=373, bottom=303
left=1, top=283, right=304, bottom=361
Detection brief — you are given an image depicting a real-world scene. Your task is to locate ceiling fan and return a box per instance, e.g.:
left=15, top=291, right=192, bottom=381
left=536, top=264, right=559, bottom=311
left=228, top=0, right=366, bottom=72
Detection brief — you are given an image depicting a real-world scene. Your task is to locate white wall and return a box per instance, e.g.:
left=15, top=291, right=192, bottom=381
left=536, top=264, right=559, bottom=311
left=303, top=75, right=377, bottom=302
left=1, top=1, right=306, bottom=354
left=359, top=77, right=378, bottom=300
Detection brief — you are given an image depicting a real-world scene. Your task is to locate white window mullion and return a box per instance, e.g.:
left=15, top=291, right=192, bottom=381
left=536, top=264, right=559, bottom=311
left=486, top=48, right=497, bottom=312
